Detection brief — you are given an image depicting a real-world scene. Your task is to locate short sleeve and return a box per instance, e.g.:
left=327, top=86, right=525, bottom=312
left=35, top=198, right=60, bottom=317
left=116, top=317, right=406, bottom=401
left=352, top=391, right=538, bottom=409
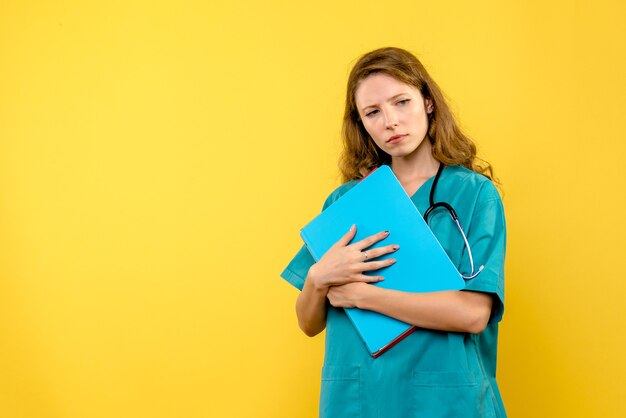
left=461, top=182, right=507, bottom=323
left=280, top=182, right=357, bottom=291
left=280, top=244, right=315, bottom=291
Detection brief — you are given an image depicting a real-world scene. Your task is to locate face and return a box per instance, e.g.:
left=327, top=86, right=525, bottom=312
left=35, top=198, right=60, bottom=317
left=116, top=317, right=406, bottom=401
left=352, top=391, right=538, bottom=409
left=354, top=73, right=433, bottom=160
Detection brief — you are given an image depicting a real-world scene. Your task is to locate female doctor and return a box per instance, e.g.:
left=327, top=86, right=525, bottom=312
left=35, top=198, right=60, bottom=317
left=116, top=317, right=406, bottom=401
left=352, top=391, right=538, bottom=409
left=280, top=47, right=507, bottom=418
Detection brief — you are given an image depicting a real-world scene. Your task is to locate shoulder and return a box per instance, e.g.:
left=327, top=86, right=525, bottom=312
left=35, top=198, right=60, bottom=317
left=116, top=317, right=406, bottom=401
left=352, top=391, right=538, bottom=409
left=444, top=165, right=493, bottom=188
left=445, top=165, right=501, bottom=207
left=322, top=180, right=359, bottom=210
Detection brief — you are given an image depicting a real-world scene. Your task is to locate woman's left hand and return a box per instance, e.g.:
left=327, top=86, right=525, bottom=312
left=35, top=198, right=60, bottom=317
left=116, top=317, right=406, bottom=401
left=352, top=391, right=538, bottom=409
left=327, top=282, right=378, bottom=308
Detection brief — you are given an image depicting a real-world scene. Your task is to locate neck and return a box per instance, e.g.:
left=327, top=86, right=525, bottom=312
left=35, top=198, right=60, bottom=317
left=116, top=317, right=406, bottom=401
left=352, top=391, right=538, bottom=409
left=390, top=140, right=440, bottom=183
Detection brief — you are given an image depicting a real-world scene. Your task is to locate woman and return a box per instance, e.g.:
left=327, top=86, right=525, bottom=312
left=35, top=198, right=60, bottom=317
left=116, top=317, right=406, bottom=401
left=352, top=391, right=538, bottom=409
left=280, top=47, right=507, bottom=418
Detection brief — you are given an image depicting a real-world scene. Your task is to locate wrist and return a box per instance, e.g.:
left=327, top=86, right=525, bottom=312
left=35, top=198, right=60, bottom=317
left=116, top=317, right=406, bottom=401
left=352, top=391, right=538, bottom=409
left=356, top=284, right=380, bottom=310
left=306, top=265, right=329, bottom=292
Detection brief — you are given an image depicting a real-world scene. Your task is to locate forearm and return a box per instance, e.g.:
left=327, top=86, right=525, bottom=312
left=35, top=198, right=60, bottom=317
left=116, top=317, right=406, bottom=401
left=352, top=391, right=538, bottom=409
left=295, top=272, right=329, bottom=337
left=357, top=288, right=493, bottom=334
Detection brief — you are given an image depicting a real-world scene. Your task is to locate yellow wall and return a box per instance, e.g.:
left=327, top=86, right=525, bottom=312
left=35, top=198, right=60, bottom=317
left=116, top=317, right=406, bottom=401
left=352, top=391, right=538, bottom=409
left=1, top=1, right=624, bottom=417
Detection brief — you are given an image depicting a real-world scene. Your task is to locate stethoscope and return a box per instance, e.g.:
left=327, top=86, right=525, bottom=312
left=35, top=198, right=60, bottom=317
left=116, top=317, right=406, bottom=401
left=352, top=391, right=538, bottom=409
left=423, top=164, right=484, bottom=280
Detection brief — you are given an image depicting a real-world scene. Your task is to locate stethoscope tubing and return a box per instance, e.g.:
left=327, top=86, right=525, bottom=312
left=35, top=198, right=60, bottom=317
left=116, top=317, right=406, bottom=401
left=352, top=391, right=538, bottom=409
left=423, top=164, right=484, bottom=280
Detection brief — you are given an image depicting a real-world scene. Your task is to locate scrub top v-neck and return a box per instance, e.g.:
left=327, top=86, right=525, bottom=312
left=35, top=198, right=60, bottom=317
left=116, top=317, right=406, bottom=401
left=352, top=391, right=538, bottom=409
left=281, top=165, right=507, bottom=418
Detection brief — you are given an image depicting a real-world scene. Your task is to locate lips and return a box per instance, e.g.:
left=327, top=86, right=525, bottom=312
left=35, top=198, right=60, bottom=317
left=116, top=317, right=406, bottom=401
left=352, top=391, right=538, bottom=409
left=387, top=134, right=407, bottom=144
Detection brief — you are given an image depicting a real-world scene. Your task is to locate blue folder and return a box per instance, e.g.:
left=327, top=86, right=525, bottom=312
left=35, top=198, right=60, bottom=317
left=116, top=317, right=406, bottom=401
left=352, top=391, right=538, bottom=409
left=300, top=165, right=464, bottom=357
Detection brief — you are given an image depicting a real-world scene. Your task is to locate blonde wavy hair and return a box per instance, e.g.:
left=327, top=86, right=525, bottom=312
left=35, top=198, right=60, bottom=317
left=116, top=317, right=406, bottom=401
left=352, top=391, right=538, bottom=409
left=339, top=47, right=496, bottom=184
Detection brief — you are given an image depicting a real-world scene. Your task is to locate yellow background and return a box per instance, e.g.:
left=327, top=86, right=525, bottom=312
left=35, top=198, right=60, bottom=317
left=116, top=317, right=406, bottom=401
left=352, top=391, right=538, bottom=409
left=1, top=1, right=625, bottom=417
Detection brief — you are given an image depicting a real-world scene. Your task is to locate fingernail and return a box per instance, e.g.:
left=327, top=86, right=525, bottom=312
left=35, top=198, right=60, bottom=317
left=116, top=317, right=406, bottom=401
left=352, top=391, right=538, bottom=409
left=393, top=245, right=399, bottom=251
left=389, top=258, right=396, bottom=264
left=378, top=277, right=384, bottom=281
left=384, top=230, right=390, bottom=235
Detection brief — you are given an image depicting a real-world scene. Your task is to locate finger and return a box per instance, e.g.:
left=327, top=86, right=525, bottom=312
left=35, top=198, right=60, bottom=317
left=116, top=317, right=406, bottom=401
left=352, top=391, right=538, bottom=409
left=334, top=224, right=357, bottom=248
left=360, top=244, right=399, bottom=260
left=357, top=258, right=396, bottom=272
left=353, top=274, right=384, bottom=283
left=326, top=293, right=339, bottom=307
left=352, top=230, right=390, bottom=251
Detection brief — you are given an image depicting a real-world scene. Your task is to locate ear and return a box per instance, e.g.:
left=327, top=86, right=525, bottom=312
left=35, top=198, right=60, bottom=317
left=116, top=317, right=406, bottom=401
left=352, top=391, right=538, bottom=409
left=425, top=97, right=434, bottom=114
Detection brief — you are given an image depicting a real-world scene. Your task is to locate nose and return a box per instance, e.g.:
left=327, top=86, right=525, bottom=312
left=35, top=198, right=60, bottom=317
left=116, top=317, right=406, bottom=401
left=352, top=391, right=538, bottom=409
left=383, top=109, right=398, bottom=129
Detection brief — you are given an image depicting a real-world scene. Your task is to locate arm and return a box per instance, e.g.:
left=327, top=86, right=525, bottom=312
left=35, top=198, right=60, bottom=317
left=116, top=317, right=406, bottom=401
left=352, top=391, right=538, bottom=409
left=327, top=284, right=493, bottom=334
left=295, top=226, right=399, bottom=337
left=326, top=182, right=506, bottom=334
left=295, top=270, right=329, bottom=337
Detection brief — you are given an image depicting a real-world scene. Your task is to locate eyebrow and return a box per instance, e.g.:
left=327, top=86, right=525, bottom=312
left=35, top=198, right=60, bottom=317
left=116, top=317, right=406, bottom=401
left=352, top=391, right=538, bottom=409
left=360, top=93, right=410, bottom=112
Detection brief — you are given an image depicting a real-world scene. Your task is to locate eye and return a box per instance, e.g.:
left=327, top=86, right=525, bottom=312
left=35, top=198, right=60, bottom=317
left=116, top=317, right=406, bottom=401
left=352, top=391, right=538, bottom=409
left=365, top=109, right=379, bottom=117
left=396, top=99, right=411, bottom=106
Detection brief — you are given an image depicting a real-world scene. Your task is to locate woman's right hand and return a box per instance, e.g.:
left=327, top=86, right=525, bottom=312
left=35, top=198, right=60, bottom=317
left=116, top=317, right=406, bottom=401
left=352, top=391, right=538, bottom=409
left=307, top=225, right=399, bottom=291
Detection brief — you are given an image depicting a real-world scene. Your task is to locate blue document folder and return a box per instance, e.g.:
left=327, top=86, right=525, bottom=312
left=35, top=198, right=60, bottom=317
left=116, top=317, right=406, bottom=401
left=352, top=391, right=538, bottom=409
left=300, top=165, right=464, bottom=357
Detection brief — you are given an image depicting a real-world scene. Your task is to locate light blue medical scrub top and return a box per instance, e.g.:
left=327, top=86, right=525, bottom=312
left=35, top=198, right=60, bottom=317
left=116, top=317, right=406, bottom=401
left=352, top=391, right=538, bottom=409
left=281, top=165, right=507, bottom=418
